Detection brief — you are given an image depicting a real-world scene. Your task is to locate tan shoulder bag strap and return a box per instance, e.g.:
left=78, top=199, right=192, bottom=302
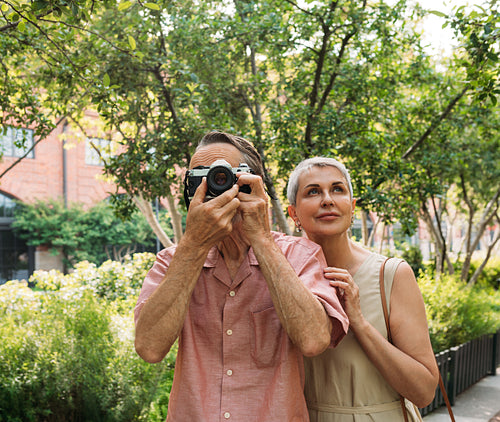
left=379, top=258, right=456, bottom=422
left=379, top=258, right=408, bottom=422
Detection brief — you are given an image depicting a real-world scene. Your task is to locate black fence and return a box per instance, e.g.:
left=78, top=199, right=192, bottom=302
left=420, top=329, right=500, bottom=416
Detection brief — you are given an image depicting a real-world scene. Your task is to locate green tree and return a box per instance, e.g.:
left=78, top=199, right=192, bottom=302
left=1, top=0, right=498, bottom=282
left=12, top=199, right=159, bottom=269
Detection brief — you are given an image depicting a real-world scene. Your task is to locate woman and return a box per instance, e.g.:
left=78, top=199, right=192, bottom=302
left=287, top=157, right=439, bottom=422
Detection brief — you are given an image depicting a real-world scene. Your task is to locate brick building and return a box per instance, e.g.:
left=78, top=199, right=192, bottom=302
left=0, top=118, right=118, bottom=284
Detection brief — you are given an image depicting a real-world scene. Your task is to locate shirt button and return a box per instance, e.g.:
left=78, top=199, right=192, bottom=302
left=229, top=290, right=235, bottom=297
left=226, top=369, right=233, bottom=376
left=224, top=412, right=231, bottom=419
left=226, top=329, right=233, bottom=336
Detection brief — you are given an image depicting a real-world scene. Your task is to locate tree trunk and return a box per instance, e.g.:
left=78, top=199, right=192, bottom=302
left=460, top=184, right=500, bottom=284
left=243, top=42, right=291, bottom=235
left=164, top=192, right=183, bottom=244
left=367, top=215, right=380, bottom=248
left=468, top=225, right=500, bottom=286
left=361, top=210, right=369, bottom=247
left=420, top=203, right=445, bottom=276
left=459, top=181, right=500, bottom=283
left=133, top=194, right=173, bottom=248
left=378, top=222, right=385, bottom=255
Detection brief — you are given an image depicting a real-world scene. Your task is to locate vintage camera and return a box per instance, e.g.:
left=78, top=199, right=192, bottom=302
left=183, top=159, right=254, bottom=207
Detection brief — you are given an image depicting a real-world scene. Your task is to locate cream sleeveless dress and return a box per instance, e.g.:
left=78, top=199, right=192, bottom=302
left=304, top=253, right=422, bottom=422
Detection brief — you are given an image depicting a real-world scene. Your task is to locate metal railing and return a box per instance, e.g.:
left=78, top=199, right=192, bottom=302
left=420, top=329, right=500, bottom=416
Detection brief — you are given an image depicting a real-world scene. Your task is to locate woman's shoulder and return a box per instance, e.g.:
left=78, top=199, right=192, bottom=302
left=367, top=251, right=405, bottom=269
left=352, top=249, right=404, bottom=279
left=351, top=249, right=378, bottom=278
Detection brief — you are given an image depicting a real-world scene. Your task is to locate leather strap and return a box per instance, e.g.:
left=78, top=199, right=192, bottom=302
left=379, top=257, right=455, bottom=422
left=379, top=258, right=391, bottom=342
left=439, top=370, right=456, bottom=422
left=379, top=258, right=408, bottom=422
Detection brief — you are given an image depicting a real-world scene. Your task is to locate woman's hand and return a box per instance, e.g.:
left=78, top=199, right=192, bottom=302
left=324, top=267, right=364, bottom=329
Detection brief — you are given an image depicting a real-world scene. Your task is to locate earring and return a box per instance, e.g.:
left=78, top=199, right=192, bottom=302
left=295, top=220, right=302, bottom=232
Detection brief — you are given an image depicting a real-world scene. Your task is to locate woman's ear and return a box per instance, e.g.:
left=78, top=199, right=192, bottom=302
left=287, top=205, right=297, bottom=221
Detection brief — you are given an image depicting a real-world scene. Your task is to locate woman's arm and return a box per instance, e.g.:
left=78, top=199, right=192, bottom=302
left=326, top=262, right=439, bottom=407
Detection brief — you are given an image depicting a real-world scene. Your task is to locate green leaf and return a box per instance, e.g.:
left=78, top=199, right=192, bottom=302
left=1, top=4, right=9, bottom=12
left=144, top=2, right=160, bottom=10
left=17, top=20, right=26, bottom=33
left=8, top=12, right=20, bottom=22
left=103, top=73, right=110, bottom=87
left=118, top=1, right=133, bottom=11
left=428, top=10, right=447, bottom=18
left=128, top=35, right=136, bottom=50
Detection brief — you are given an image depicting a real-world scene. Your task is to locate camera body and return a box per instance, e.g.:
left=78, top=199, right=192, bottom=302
left=183, top=159, right=254, bottom=207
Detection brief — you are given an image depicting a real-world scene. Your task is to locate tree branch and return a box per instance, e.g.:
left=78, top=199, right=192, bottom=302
left=402, top=85, right=469, bottom=159
left=0, top=115, right=66, bottom=179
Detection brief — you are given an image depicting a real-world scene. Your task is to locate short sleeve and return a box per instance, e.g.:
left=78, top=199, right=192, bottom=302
left=134, top=246, right=177, bottom=325
left=275, top=234, right=349, bottom=347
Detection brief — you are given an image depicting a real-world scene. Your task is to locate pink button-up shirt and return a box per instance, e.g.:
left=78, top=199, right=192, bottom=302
left=135, top=232, right=348, bottom=422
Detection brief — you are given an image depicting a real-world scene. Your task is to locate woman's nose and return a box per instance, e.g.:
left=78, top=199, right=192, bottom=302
left=321, top=192, right=334, bottom=207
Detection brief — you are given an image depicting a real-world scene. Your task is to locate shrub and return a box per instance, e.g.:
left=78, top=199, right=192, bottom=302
left=418, top=272, right=500, bottom=352
left=422, top=256, right=500, bottom=289
left=12, top=199, right=159, bottom=269
left=401, top=244, right=424, bottom=276
left=0, top=254, right=173, bottom=422
left=68, top=252, right=156, bottom=303
left=471, top=256, right=500, bottom=290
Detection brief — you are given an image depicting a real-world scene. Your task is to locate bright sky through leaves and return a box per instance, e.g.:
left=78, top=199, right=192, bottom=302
left=411, top=0, right=488, bottom=56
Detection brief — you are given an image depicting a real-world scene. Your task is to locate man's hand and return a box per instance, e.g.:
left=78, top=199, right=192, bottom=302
left=236, top=173, right=271, bottom=243
left=183, top=178, right=241, bottom=249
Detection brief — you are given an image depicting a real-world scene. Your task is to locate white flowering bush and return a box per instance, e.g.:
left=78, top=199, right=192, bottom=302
left=70, top=252, right=155, bottom=301
left=0, top=253, right=173, bottom=422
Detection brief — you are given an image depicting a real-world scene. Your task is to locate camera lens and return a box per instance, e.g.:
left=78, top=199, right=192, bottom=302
left=213, top=172, right=228, bottom=186
left=206, top=165, right=235, bottom=196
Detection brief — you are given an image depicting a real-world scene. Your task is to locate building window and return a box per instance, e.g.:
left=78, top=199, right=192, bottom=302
left=0, top=192, right=32, bottom=284
left=0, top=228, right=31, bottom=284
left=0, top=192, right=16, bottom=218
left=0, top=126, right=35, bottom=159
left=86, top=137, right=112, bottom=166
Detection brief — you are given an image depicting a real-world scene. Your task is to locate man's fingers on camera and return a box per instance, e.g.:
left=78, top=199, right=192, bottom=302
left=190, top=177, right=208, bottom=206
left=210, top=184, right=240, bottom=207
left=236, top=173, right=264, bottom=198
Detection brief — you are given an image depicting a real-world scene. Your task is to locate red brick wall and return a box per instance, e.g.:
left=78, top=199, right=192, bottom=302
left=0, top=120, right=117, bottom=206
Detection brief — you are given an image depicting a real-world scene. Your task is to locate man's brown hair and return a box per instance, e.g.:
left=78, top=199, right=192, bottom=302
left=197, top=131, right=264, bottom=177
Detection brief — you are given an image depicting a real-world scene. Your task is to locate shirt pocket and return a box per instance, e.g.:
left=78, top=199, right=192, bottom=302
left=250, top=306, right=285, bottom=368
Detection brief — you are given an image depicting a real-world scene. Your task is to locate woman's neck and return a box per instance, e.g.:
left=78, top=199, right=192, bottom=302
left=312, top=232, right=369, bottom=276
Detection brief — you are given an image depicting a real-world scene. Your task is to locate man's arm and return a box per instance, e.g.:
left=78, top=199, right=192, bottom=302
left=237, top=174, right=333, bottom=356
left=253, top=237, right=333, bottom=356
left=134, top=181, right=240, bottom=363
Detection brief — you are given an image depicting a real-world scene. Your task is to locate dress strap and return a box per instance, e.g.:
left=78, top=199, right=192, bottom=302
left=307, top=400, right=402, bottom=414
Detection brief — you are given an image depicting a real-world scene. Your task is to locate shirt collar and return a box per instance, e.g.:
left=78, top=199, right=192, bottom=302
left=204, top=246, right=259, bottom=267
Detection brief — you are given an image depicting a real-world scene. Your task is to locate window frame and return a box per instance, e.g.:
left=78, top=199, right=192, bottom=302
left=85, top=137, right=112, bottom=166
left=0, top=126, right=35, bottom=159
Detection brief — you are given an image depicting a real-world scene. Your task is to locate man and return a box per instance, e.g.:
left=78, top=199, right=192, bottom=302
left=134, top=131, right=348, bottom=421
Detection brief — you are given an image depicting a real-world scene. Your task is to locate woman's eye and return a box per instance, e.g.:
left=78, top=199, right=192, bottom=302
left=332, top=185, right=344, bottom=193
left=307, top=188, right=319, bottom=195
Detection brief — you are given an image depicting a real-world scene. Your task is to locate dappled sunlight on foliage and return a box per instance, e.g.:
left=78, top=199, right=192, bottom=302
left=0, top=253, right=171, bottom=422
left=418, top=271, right=500, bottom=352
left=1, top=249, right=499, bottom=420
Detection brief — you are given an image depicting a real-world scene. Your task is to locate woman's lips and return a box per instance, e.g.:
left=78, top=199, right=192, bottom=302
left=316, top=212, right=340, bottom=220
